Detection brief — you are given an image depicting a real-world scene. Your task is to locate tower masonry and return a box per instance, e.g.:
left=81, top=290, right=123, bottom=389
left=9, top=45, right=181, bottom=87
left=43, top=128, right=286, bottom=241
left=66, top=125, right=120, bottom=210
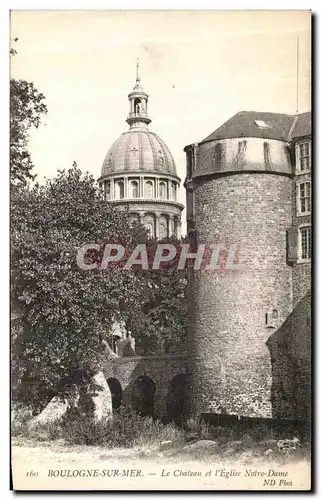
left=184, top=111, right=311, bottom=420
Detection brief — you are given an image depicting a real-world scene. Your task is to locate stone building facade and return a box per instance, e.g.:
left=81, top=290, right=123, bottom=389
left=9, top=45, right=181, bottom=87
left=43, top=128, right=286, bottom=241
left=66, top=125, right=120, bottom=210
left=98, top=62, right=183, bottom=238
left=184, top=111, right=311, bottom=421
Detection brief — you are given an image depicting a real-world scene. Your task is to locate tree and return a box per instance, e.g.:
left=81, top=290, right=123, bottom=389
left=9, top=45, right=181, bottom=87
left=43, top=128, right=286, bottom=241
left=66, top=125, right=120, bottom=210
left=11, top=166, right=148, bottom=402
left=125, top=236, right=188, bottom=356
left=10, top=42, right=47, bottom=187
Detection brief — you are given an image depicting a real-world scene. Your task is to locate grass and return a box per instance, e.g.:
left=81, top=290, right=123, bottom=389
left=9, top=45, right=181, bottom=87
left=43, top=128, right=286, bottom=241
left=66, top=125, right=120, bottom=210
left=12, top=404, right=311, bottom=465
left=12, top=405, right=184, bottom=448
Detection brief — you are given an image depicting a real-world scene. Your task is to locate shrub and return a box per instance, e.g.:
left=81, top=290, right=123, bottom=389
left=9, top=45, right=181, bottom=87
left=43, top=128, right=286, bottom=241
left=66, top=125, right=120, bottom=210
left=184, top=417, right=211, bottom=439
left=67, top=406, right=182, bottom=447
left=21, top=406, right=183, bottom=448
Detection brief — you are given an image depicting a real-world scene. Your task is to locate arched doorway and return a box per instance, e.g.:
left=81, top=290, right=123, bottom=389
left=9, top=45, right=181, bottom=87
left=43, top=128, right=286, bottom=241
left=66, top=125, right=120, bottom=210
left=107, top=378, right=122, bottom=411
left=131, top=375, right=156, bottom=417
left=167, top=374, right=186, bottom=423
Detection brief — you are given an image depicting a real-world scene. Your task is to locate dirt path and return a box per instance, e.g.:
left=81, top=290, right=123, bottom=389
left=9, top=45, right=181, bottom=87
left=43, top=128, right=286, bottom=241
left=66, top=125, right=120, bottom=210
left=12, top=438, right=311, bottom=491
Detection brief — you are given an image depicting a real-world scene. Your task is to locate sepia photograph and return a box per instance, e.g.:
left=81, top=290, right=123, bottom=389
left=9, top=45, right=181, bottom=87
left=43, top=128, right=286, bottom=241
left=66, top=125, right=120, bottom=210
left=10, top=9, right=312, bottom=491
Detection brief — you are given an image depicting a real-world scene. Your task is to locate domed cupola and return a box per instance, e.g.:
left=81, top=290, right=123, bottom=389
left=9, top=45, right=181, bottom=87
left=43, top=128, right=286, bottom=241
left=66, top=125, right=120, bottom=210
left=126, top=60, right=151, bottom=129
left=98, top=60, right=184, bottom=239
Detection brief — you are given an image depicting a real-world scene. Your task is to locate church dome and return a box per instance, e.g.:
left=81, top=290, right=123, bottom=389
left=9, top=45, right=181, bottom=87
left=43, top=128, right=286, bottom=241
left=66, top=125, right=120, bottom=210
left=98, top=60, right=183, bottom=240
left=101, top=129, right=177, bottom=177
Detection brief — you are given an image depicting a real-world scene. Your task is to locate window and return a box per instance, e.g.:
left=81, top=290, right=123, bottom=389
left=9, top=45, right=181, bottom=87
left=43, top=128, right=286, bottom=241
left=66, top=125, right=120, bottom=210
left=104, top=181, right=110, bottom=200
left=298, top=182, right=311, bottom=214
left=115, top=180, right=124, bottom=199
left=254, top=120, right=271, bottom=129
left=171, top=183, right=177, bottom=201
left=134, top=98, right=141, bottom=115
left=159, top=223, right=166, bottom=240
left=130, top=180, right=139, bottom=198
left=300, top=227, right=311, bottom=260
left=144, top=181, right=153, bottom=198
left=145, top=222, right=154, bottom=236
left=297, top=142, right=311, bottom=172
left=159, top=182, right=166, bottom=199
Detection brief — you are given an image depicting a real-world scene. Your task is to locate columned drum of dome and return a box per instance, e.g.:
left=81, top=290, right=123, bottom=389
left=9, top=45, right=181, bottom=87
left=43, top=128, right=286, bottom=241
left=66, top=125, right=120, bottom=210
left=98, top=60, right=183, bottom=238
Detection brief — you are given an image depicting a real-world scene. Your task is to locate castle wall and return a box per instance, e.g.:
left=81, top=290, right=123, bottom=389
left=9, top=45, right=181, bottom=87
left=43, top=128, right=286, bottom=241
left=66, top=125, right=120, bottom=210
left=186, top=172, right=293, bottom=418
left=103, top=355, right=187, bottom=419
left=267, top=290, right=311, bottom=421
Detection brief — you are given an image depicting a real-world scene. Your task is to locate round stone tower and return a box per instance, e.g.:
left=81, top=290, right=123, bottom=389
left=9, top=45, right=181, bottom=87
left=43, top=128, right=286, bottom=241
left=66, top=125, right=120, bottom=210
left=184, top=111, right=294, bottom=418
left=98, top=61, right=183, bottom=238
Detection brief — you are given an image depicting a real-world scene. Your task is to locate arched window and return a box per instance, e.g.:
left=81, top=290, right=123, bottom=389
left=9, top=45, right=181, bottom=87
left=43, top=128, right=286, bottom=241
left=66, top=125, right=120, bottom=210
left=145, top=181, right=153, bottom=198
left=115, top=180, right=124, bottom=200
left=130, top=180, right=139, bottom=198
left=134, top=98, right=141, bottom=115
left=145, top=223, right=154, bottom=236
left=159, top=223, right=166, bottom=240
left=171, top=183, right=177, bottom=201
left=159, top=182, right=166, bottom=199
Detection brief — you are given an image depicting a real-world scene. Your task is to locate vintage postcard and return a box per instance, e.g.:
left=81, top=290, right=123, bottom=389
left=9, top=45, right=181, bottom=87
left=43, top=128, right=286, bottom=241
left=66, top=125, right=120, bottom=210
left=10, top=9, right=312, bottom=491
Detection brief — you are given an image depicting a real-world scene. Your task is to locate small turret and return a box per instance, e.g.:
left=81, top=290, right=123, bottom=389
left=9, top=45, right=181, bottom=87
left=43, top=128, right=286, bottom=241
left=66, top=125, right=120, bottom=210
left=126, top=58, right=151, bottom=128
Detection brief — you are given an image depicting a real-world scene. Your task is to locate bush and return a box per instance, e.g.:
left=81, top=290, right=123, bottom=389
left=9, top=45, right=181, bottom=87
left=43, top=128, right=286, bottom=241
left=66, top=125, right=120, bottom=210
left=60, top=406, right=183, bottom=447
left=12, top=405, right=184, bottom=448
left=184, top=417, right=211, bottom=439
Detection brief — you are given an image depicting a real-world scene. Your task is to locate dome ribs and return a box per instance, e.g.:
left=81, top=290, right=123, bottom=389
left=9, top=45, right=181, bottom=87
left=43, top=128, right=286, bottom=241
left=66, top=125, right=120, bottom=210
left=100, top=132, right=177, bottom=177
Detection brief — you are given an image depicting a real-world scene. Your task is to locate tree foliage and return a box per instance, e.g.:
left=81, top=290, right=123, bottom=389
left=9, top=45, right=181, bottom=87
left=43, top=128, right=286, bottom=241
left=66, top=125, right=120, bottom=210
left=11, top=165, right=187, bottom=403
left=10, top=74, right=47, bottom=186
left=126, top=236, right=187, bottom=356
left=11, top=167, right=145, bottom=391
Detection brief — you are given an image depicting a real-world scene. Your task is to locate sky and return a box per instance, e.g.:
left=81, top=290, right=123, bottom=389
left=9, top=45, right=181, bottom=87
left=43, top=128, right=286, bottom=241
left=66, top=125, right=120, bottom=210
left=10, top=10, right=311, bottom=231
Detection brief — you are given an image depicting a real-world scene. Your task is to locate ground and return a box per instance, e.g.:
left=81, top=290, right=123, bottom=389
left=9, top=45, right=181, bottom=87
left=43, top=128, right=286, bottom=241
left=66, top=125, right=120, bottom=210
left=12, top=437, right=311, bottom=491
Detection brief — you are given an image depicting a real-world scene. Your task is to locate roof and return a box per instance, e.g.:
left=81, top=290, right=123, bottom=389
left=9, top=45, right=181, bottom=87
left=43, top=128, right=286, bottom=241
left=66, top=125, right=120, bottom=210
left=101, top=129, right=177, bottom=177
left=290, top=112, right=311, bottom=140
left=200, top=111, right=311, bottom=144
